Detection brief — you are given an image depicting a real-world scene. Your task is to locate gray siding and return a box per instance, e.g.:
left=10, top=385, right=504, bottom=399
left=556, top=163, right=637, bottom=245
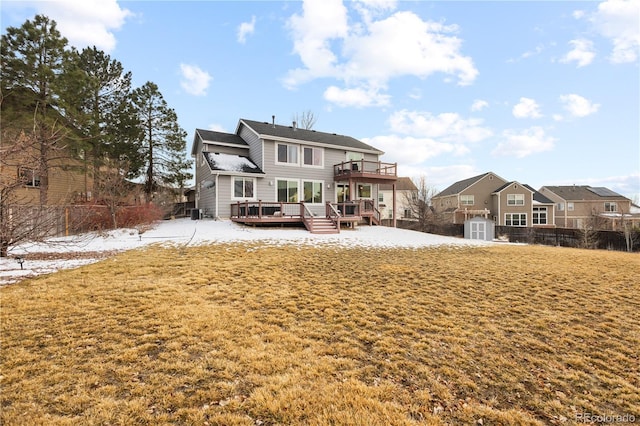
left=239, top=125, right=263, bottom=169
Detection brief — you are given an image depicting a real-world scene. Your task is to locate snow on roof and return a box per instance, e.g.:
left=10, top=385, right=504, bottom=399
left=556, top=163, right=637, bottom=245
left=204, top=152, right=263, bottom=174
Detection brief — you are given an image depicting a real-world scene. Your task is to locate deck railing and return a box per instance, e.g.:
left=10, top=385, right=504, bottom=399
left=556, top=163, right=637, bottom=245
left=326, top=202, right=342, bottom=229
left=231, top=200, right=301, bottom=218
left=333, top=160, right=397, bottom=178
left=301, top=203, right=314, bottom=231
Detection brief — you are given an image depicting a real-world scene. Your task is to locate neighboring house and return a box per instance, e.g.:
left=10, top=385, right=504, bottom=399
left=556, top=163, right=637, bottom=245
left=432, top=172, right=555, bottom=227
left=379, top=177, right=418, bottom=220
left=191, top=118, right=398, bottom=232
left=538, top=185, right=638, bottom=230
left=432, top=172, right=507, bottom=224
left=492, top=181, right=555, bottom=227
left=1, top=140, right=93, bottom=206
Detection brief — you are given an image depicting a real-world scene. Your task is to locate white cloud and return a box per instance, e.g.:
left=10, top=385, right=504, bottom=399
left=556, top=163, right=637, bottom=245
left=423, top=164, right=480, bottom=192
left=285, top=0, right=478, bottom=106
left=22, top=0, right=133, bottom=52
left=323, top=85, right=390, bottom=107
left=492, top=126, right=556, bottom=158
left=585, top=0, right=640, bottom=63
left=363, top=134, right=457, bottom=167
left=512, top=97, right=543, bottom=119
left=471, top=99, right=489, bottom=112
left=560, top=39, right=596, bottom=67
left=237, top=15, right=256, bottom=44
left=179, top=64, right=212, bottom=96
left=388, top=110, right=493, bottom=144
left=361, top=110, right=492, bottom=169
left=559, top=94, right=600, bottom=117
left=208, top=123, right=226, bottom=132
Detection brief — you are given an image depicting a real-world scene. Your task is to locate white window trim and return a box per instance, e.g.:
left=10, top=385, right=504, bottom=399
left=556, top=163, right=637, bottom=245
left=302, top=180, right=324, bottom=204
left=505, top=213, right=527, bottom=227
left=19, top=167, right=40, bottom=187
left=507, top=194, right=525, bottom=206
left=460, top=195, right=474, bottom=206
left=302, top=146, right=324, bottom=168
left=604, top=202, right=617, bottom=212
left=532, top=207, right=547, bottom=225
left=276, top=178, right=299, bottom=203
left=275, top=143, right=299, bottom=167
left=567, top=202, right=574, bottom=211
left=231, top=176, right=257, bottom=201
left=346, top=151, right=364, bottom=161
left=357, top=183, right=372, bottom=199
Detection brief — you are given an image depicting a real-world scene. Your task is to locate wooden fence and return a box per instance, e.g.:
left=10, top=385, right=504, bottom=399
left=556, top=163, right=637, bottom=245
left=395, top=220, right=639, bottom=252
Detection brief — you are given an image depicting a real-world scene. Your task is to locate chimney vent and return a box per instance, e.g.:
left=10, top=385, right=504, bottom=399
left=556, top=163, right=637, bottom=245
left=292, top=120, right=297, bottom=130
left=272, top=115, right=275, bottom=128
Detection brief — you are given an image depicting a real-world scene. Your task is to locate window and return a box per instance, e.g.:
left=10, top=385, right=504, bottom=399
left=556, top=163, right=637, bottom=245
left=232, top=177, right=255, bottom=199
left=357, top=184, right=371, bottom=198
left=303, top=181, right=323, bottom=204
left=507, top=194, right=525, bottom=205
left=505, top=213, right=526, bottom=226
left=567, top=202, right=574, bottom=211
left=533, top=207, right=547, bottom=225
left=19, top=167, right=40, bottom=187
left=346, top=152, right=363, bottom=161
left=557, top=203, right=565, bottom=211
left=277, top=179, right=298, bottom=202
left=460, top=195, right=474, bottom=206
left=403, top=208, right=412, bottom=219
left=276, top=143, right=298, bottom=165
left=303, top=146, right=323, bottom=167
left=379, top=193, right=384, bottom=203
left=337, top=184, right=349, bottom=203
left=604, top=202, right=617, bottom=212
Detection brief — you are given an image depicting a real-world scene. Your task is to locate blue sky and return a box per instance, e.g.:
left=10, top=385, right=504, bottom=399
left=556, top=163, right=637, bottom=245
left=2, top=0, right=639, bottom=199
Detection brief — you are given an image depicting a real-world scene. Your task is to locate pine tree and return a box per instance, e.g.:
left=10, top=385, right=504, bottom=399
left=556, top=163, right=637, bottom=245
left=131, top=82, right=192, bottom=199
left=61, top=47, right=143, bottom=181
left=1, top=15, right=73, bottom=205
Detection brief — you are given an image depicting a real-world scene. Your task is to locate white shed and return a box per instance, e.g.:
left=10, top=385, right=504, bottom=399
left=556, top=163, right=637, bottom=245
left=464, top=217, right=495, bottom=241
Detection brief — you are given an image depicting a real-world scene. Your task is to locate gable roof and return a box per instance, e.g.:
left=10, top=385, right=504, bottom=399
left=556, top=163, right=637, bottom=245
left=380, top=177, right=418, bottom=191
left=542, top=185, right=628, bottom=201
left=492, top=181, right=534, bottom=194
left=203, top=152, right=264, bottom=175
left=524, top=184, right=555, bottom=204
left=239, top=119, right=383, bottom=154
left=191, top=129, right=248, bottom=156
left=434, top=172, right=506, bottom=198
left=492, top=182, right=555, bottom=204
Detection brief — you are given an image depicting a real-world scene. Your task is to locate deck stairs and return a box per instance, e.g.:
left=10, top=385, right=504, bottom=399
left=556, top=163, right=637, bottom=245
left=306, top=216, right=340, bottom=234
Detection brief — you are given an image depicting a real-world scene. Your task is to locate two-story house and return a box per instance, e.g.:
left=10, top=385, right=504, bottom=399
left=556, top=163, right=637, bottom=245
left=432, top=172, right=555, bottom=227
left=191, top=118, right=398, bottom=233
left=538, top=185, right=637, bottom=230
left=379, top=177, right=418, bottom=221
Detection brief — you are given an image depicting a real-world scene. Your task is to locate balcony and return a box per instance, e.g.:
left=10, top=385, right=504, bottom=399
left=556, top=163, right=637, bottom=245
left=333, top=160, right=397, bottom=184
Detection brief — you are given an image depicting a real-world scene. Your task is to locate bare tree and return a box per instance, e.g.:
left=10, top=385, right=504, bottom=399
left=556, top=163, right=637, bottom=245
left=0, top=130, right=62, bottom=257
left=293, top=110, right=317, bottom=130
left=93, top=159, right=139, bottom=229
left=403, top=175, right=441, bottom=232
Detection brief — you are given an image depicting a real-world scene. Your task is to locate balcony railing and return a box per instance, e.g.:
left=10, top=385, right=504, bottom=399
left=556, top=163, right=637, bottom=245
left=333, top=160, right=397, bottom=183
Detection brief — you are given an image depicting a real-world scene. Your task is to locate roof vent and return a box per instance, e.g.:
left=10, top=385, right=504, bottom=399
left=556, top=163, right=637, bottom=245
left=272, top=115, right=276, bottom=128
left=292, top=120, right=297, bottom=130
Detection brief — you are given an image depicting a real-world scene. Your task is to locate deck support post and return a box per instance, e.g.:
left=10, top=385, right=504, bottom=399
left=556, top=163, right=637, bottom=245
left=392, top=182, right=397, bottom=228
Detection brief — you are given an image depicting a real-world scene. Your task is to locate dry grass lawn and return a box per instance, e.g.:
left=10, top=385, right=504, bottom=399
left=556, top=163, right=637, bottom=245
left=1, top=243, right=638, bottom=425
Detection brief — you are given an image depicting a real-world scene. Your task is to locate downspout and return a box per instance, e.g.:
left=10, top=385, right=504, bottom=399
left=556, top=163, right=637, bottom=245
left=215, top=174, right=221, bottom=221
left=496, top=193, right=501, bottom=225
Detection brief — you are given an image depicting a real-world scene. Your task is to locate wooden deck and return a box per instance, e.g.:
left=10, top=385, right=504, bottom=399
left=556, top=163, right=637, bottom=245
left=230, top=200, right=381, bottom=233
left=334, top=160, right=397, bottom=184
